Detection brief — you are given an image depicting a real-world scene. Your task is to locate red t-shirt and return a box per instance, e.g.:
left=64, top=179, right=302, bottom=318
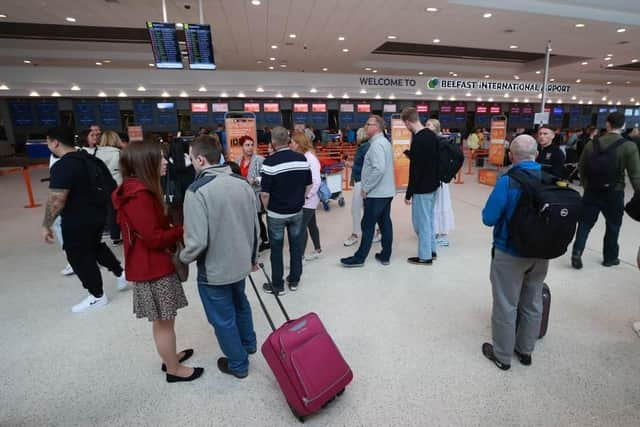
left=240, top=158, right=250, bottom=178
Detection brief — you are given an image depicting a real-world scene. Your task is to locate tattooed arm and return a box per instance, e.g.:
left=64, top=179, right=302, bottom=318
left=41, top=189, right=69, bottom=243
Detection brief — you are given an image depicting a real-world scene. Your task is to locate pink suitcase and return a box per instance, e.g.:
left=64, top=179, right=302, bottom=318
left=249, top=265, right=353, bottom=422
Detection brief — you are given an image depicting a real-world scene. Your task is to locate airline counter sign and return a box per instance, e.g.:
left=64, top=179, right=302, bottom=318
left=426, top=78, right=571, bottom=94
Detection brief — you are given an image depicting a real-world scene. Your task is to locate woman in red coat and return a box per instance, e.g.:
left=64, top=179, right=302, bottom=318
left=112, top=141, right=203, bottom=383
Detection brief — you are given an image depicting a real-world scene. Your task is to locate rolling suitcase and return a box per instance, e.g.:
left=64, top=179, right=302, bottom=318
left=516, top=283, right=551, bottom=339
left=248, top=264, right=353, bottom=422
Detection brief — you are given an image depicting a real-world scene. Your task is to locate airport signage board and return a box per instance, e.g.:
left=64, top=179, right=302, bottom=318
left=426, top=77, right=571, bottom=94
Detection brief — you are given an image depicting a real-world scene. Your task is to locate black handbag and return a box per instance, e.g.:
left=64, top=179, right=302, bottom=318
left=625, top=193, right=640, bottom=221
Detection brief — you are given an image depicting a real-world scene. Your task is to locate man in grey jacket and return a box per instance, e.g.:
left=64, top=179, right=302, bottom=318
left=341, top=115, right=396, bottom=267
left=180, top=135, right=259, bottom=379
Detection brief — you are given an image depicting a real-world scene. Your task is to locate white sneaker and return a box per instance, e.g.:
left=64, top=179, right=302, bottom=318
left=372, top=232, right=382, bottom=243
left=60, top=264, right=74, bottom=276
left=304, top=251, right=322, bottom=261
left=343, top=235, right=359, bottom=247
left=71, top=293, right=108, bottom=313
left=633, top=321, right=640, bottom=337
left=116, top=272, right=128, bottom=291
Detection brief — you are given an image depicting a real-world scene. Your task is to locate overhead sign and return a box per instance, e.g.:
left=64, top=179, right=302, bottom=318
left=293, top=103, right=309, bottom=113
left=147, top=22, right=183, bottom=69
left=184, top=23, right=216, bottom=70
left=357, top=104, right=371, bottom=113
left=312, top=103, right=327, bottom=113
left=191, top=103, right=208, bottom=113
left=360, top=77, right=417, bottom=88
left=340, top=104, right=354, bottom=112
left=244, top=103, right=260, bottom=112
left=383, top=104, right=397, bottom=113
left=416, top=105, right=429, bottom=113
left=211, top=103, right=228, bottom=112
left=426, top=77, right=571, bottom=94
left=264, top=103, right=280, bottom=113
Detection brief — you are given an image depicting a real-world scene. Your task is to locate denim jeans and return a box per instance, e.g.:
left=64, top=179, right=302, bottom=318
left=572, top=190, right=625, bottom=262
left=267, top=211, right=304, bottom=290
left=197, top=279, right=257, bottom=375
left=412, top=193, right=437, bottom=260
left=353, top=197, right=393, bottom=262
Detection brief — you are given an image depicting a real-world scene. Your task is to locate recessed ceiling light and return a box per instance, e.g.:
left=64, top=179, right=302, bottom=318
left=276, top=93, right=283, bottom=98
left=636, top=102, right=640, bottom=106
left=571, top=95, right=577, bottom=100
left=65, top=17, right=76, bottom=23
left=338, top=36, right=345, bottom=41
left=476, top=97, right=483, bottom=102
left=256, top=60, right=264, bottom=64
left=616, top=101, right=621, bottom=105
left=221, top=92, right=228, bottom=97
left=432, top=38, right=440, bottom=43
left=98, top=91, right=107, bottom=97
left=148, top=63, right=155, bottom=67
left=238, top=92, right=246, bottom=98
left=626, top=81, right=631, bottom=84
left=630, top=97, right=636, bottom=102
left=509, top=45, right=518, bottom=49
left=342, top=93, right=349, bottom=99
left=322, top=67, right=328, bottom=71
left=606, top=53, right=614, bottom=57
left=29, top=91, right=39, bottom=97
left=137, top=86, right=146, bottom=92
left=51, top=91, right=61, bottom=97
left=268, top=66, right=274, bottom=70
left=557, top=99, right=563, bottom=104
left=389, top=94, right=395, bottom=99
left=437, top=96, right=443, bottom=101
left=484, top=75, right=490, bottom=78
left=617, top=28, right=626, bottom=33
left=198, top=86, right=207, bottom=92
left=632, top=59, right=639, bottom=63
left=372, top=70, right=378, bottom=73
left=602, top=96, right=607, bottom=101
left=581, top=61, right=588, bottom=65
left=416, top=90, right=423, bottom=95
left=513, top=98, right=519, bottom=102
left=271, top=45, right=278, bottom=49
left=289, top=34, right=296, bottom=39
left=256, top=87, right=264, bottom=92
left=327, top=94, right=334, bottom=99
left=0, top=84, right=9, bottom=90
left=310, top=88, right=318, bottom=93
left=71, top=84, right=80, bottom=91
left=364, top=67, right=372, bottom=71
left=251, top=0, right=261, bottom=5
left=579, top=100, right=583, bottom=104
left=606, top=81, right=612, bottom=85
left=292, top=93, right=299, bottom=98
left=23, top=60, right=31, bottom=64
left=465, top=92, right=472, bottom=97
left=483, top=13, right=492, bottom=18
left=342, top=48, right=349, bottom=52
left=608, top=101, right=613, bottom=105
left=550, top=78, right=556, bottom=82
left=426, top=7, right=438, bottom=12
left=375, top=94, right=381, bottom=99
left=118, top=91, right=127, bottom=97
left=360, top=89, right=367, bottom=94
left=504, top=93, right=510, bottom=98
left=514, top=75, right=520, bottom=80
left=488, top=97, right=494, bottom=102
left=102, top=60, right=111, bottom=64
left=95, top=62, right=103, bottom=66
left=418, top=71, right=424, bottom=75
left=524, top=98, right=529, bottom=102
left=607, top=64, right=614, bottom=67
left=575, top=23, right=585, bottom=28
left=576, top=79, right=581, bottom=83
left=279, top=64, right=287, bottom=68
left=536, top=70, right=541, bottom=74
left=387, top=35, right=397, bottom=39
left=449, top=71, right=455, bottom=75
left=604, top=57, right=612, bottom=61
left=269, top=57, right=276, bottom=61
left=0, top=14, right=7, bottom=18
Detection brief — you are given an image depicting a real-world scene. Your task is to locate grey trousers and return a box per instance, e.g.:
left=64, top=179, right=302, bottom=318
left=490, top=248, right=549, bottom=365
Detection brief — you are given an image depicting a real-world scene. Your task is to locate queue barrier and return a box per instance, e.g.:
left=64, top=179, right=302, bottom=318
left=0, top=163, right=48, bottom=208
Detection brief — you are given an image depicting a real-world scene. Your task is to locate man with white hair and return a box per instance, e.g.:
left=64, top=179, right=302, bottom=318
left=480, top=134, right=549, bottom=371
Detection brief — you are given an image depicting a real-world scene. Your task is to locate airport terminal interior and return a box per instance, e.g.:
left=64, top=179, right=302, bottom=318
left=1, top=1, right=640, bottom=426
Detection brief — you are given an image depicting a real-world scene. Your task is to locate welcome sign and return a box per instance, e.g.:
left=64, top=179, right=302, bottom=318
left=426, top=77, right=571, bottom=94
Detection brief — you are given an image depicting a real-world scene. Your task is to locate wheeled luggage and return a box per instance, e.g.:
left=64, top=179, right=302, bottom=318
left=248, top=264, right=353, bottom=422
left=516, top=283, right=551, bottom=339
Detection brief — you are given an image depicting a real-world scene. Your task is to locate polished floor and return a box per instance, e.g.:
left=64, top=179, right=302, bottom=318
left=1, top=166, right=639, bottom=427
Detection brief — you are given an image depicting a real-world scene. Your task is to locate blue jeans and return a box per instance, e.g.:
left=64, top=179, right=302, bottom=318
left=267, top=211, right=304, bottom=290
left=198, top=279, right=257, bottom=375
left=572, top=190, right=624, bottom=262
left=412, top=193, right=437, bottom=260
left=354, top=197, right=393, bottom=262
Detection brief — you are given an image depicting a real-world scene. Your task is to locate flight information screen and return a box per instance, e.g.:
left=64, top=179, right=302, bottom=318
left=184, top=23, right=216, bottom=70
left=147, top=22, right=183, bottom=69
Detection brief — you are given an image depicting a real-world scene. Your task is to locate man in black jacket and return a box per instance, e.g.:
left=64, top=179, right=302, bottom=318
left=401, top=107, right=441, bottom=265
left=537, top=125, right=566, bottom=178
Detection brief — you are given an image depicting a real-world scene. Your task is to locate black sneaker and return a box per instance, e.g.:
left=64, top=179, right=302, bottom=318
left=482, top=343, right=510, bottom=371
left=288, top=281, right=299, bottom=292
left=602, top=258, right=620, bottom=267
left=262, top=282, right=286, bottom=296
left=340, top=256, right=365, bottom=268
left=259, top=241, right=270, bottom=252
left=407, top=257, right=433, bottom=265
left=432, top=252, right=437, bottom=260
left=571, top=255, right=583, bottom=269
left=217, top=357, right=248, bottom=379
left=514, top=349, right=532, bottom=366
left=374, top=253, right=390, bottom=265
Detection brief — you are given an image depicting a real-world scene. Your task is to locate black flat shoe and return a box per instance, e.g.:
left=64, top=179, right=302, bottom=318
left=571, top=255, right=583, bottom=269
left=514, top=349, right=532, bottom=366
left=166, top=367, right=204, bottom=383
left=482, top=343, right=510, bottom=371
left=162, top=349, right=194, bottom=372
left=407, top=257, right=433, bottom=265
left=217, top=357, right=248, bottom=379
left=602, top=258, right=620, bottom=267
left=247, top=348, right=257, bottom=355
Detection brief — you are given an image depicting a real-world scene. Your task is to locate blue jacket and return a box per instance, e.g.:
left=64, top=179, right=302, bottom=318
left=351, top=141, right=370, bottom=183
left=482, top=160, right=542, bottom=256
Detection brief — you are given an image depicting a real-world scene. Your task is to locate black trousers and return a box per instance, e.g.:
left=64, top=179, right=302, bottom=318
left=258, top=211, right=268, bottom=243
left=106, top=200, right=121, bottom=241
left=63, top=224, right=123, bottom=297
left=301, top=207, right=321, bottom=252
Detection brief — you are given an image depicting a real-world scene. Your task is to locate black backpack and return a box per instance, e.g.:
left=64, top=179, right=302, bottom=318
left=67, top=150, right=117, bottom=208
left=437, top=135, right=464, bottom=183
left=584, top=137, right=625, bottom=191
left=507, top=168, right=583, bottom=259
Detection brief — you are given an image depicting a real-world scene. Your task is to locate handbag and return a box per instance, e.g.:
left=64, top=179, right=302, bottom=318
left=172, top=241, right=189, bottom=282
left=624, top=193, right=640, bottom=221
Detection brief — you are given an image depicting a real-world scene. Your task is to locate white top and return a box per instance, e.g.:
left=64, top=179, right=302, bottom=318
left=303, top=151, right=321, bottom=209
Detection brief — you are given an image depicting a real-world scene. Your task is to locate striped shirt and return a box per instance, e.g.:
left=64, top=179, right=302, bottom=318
left=260, top=148, right=312, bottom=217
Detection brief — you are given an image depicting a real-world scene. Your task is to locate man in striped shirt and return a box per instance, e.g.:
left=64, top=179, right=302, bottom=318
left=260, top=127, right=312, bottom=295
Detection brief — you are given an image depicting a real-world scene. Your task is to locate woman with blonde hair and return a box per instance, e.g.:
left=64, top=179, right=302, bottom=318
left=289, top=130, right=323, bottom=262
left=95, top=130, right=124, bottom=245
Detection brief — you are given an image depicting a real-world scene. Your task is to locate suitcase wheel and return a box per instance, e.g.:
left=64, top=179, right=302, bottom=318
left=338, top=197, right=345, bottom=207
left=289, top=404, right=305, bottom=423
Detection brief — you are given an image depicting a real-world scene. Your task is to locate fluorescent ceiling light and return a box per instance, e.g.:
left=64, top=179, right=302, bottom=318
left=327, top=94, right=334, bottom=99
left=51, top=91, right=61, bottom=97
left=198, top=86, right=207, bottom=92
left=98, top=91, right=107, bottom=97
left=342, top=93, right=349, bottom=99
left=549, top=78, right=555, bottom=82
left=238, top=92, right=246, bottom=98
left=387, top=35, right=397, bottom=40
left=372, top=70, right=378, bottom=73
left=279, top=64, right=287, bottom=68
left=95, top=62, right=102, bottom=66
left=484, top=75, right=490, bottom=78
left=71, top=84, right=81, bottom=91
left=268, top=66, right=274, bottom=70
left=276, top=93, right=283, bottom=98
left=607, top=64, right=614, bottom=67
left=338, top=36, right=345, bottom=41
left=604, top=57, right=612, bottom=61
left=601, top=96, right=607, bottom=101
left=389, top=94, right=395, bottom=99
left=483, top=13, right=492, bottom=18
left=588, top=100, right=593, bottom=104
left=364, top=67, right=372, bottom=71
left=426, top=7, right=438, bottom=12
left=149, top=63, right=155, bottom=67
left=256, top=87, right=264, bottom=92
left=0, top=14, right=7, bottom=18
left=322, top=67, right=328, bottom=71
left=221, top=92, right=228, bottom=97
left=581, top=61, right=588, bottom=65
left=617, top=28, right=626, bottom=33
left=103, top=60, right=111, bottom=63
left=452, top=73, right=458, bottom=77
left=536, top=70, right=541, bottom=74
left=310, top=88, right=318, bottom=93
left=118, top=91, right=127, bottom=97
left=418, top=71, right=424, bottom=75
left=375, top=94, right=381, bottom=99
left=509, top=45, right=518, bottom=49
left=571, top=96, right=577, bottom=100
left=251, top=0, right=261, bottom=5
left=30, top=91, right=39, bottom=97
left=514, top=75, right=520, bottom=80
left=269, top=57, right=276, bottom=61
left=578, top=100, right=583, bottom=104
left=271, top=45, right=278, bottom=49
left=632, top=59, right=639, bottom=63
left=137, top=86, right=146, bottom=92
left=23, top=60, right=31, bottom=64
left=575, top=23, right=585, bottom=28
left=292, top=93, right=299, bottom=98
left=576, top=79, right=581, bottom=83
left=65, top=17, right=76, bottom=22
left=0, top=84, right=9, bottom=90
left=432, top=38, right=440, bottom=43
left=360, top=89, right=367, bottom=94
left=342, top=48, right=349, bottom=53
left=289, top=34, right=296, bottom=39
left=606, top=81, right=612, bottom=85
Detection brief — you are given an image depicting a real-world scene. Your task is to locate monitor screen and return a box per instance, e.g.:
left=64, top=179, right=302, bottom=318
left=157, top=102, right=175, bottom=110
left=454, top=104, right=466, bottom=113
left=439, top=104, right=452, bottom=113
left=490, top=105, right=501, bottom=114
left=340, top=104, right=354, bottom=112
left=553, top=107, right=563, bottom=114
left=294, top=104, right=309, bottom=113
left=357, top=104, right=371, bottom=113
left=184, top=23, right=216, bottom=70
left=476, top=105, right=488, bottom=114
left=244, top=103, right=260, bottom=112
left=416, top=105, right=429, bottom=113
left=312, top=104, right=327, bottom=113
left=383, top=104, right=397, bottom=113
left=191, top=103, right=208, bottom=113
left=147, top=22, right=183, bottom=69
left=264, top=103, right=280, bottom=113
left=211, top=103, right=228, bottom=112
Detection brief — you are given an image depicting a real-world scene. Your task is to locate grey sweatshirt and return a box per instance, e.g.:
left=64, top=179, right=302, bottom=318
left=180, top=165, right=259, bottom=286
left=361, top=133, right=396, bottom=198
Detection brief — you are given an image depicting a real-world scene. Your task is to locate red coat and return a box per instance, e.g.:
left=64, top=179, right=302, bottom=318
left=112, top=178, right=183, bottom=282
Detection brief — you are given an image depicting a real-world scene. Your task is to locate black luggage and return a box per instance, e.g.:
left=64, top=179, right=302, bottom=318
left=517, top=283, right=550, bottom=339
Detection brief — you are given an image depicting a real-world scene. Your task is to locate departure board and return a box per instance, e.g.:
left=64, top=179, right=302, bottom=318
left=147, top=22, right=183, bottom=69
left=184, top=23, right=216, bottom=70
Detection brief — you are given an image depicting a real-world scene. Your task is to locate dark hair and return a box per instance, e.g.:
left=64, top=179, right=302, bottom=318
left=120, top=140, right=165, bottom=212
left=77, top=129, right=91, bottom=147
left=538, top=125, right=555, bottom=132
left=46, top=126, right=75, bottom=147
left=225, top=161, right=242, bottom=175
left=118, top=132, right=129, bottom=143
left=606, top=112, right=625, bottom=129
left=191, top=134, right=222, bottom=164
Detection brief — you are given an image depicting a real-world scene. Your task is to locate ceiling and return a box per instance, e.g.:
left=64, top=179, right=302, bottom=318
left=0, top=0, right=638, bottom=104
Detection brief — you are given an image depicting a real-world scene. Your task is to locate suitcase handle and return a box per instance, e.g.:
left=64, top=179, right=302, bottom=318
left=247, top=274, right=276, bottom=332
left=259, top=263, right=291, bottom=322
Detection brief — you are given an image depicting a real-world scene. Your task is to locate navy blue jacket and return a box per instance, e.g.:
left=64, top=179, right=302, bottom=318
left=351, top=141, right=370, bottom=183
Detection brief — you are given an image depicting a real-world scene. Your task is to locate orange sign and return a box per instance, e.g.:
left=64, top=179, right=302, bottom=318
left=127, top=125, right=143, bottom=142
left=489, top=117, right=507, bottom=166
left=225, top=117, right=257, bottom=162
left=391, top=118, right=411, bottom=190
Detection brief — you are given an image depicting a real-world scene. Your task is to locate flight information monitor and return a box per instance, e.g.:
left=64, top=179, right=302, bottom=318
left=184, top=23, right=216, bottom=70
left=147, top=22, right=183, bottom=69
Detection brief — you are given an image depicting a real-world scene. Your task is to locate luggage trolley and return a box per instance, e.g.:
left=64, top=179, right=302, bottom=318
left=318, top=162, right=345, bottom=211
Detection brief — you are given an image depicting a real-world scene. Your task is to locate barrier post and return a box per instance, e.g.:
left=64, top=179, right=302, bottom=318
left=23, top=167, right=42, bottom=208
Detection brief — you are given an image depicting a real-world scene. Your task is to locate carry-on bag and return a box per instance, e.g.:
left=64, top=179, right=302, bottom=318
left=248, top=264, right=353, bottom=423
left=516, top=283, right=551, bottom=339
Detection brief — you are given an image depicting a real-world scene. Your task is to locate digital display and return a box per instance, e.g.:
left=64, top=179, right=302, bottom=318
left=383, top=104, right=397, bottom=113
left=9, top=102, right=34, bottom=126
left=74, top=102, right=97, bottom=127
left=416, top=105, right=429, bottom=113
left=490, top=105, right=502, bottom=114
left=147, top=22, right=183, bottom=69
left=184, top=23, right=216, bottom=70
left=439, top=104, right=452, bottom=113
left=211, top=103, right=228, bottom=112
left=522, top=105, right=534, bottom=114
left=340, top=104, right=354, bottom=112
left=157, top=102, right=175, bottom=110
left=454, top=104, right=466, bottom=113
left=510, top=106, right=521, bottom=114
left=357, top=104, right=371, bottom=113
left=598, top=107, right=608, bottom=113
left=625, top=108, right=633, bottom=116
left=191, top=103, right=209, bottom=113
left=476, top=105, right=488, bottom=114
left=36, top=102, right=59, bottom=126
left=244, top=103, right=260, bottom=112
left=312, top=104, right=327, bottom=113
left=294, top=104, right=309, bottom=113
left=264, top=103, right=280, bottom=113
left=553, top=107, right=563, bottom=114
left=134, top=102, right=154, bottom=125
